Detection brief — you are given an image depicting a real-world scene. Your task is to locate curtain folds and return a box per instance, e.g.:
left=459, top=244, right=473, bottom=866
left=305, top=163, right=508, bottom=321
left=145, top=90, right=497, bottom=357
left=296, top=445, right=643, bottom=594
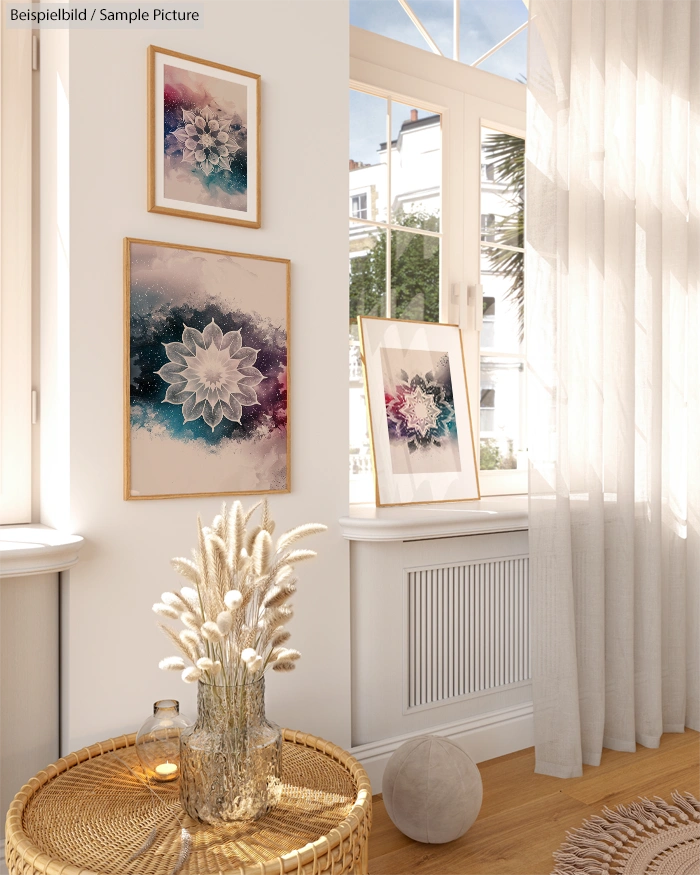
left=526, top=0, right=700, bottom=779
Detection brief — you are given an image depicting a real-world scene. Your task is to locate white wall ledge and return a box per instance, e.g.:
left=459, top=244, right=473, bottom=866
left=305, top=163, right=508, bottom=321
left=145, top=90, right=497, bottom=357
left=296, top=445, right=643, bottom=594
left=0, top=525, right=84, bottom=578
left=339, top=495, right=528, bottom=542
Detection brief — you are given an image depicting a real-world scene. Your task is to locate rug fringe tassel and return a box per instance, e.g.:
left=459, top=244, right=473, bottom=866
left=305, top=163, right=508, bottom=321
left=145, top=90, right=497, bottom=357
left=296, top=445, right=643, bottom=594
left=551, top=792, right=700, bottom=875
left=671, top=791, right=700, bottom=819
left=643, top=797, right=689, bottom=824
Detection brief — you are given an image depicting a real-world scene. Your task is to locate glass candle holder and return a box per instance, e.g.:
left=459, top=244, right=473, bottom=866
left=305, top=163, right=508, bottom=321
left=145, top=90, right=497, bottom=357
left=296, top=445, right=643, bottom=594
left=135, top=699, right=191, bottom=782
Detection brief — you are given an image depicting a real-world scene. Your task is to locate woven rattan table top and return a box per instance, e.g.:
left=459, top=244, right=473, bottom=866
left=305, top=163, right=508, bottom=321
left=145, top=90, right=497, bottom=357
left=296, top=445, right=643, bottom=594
left=5, top=729, right=372, bottom=875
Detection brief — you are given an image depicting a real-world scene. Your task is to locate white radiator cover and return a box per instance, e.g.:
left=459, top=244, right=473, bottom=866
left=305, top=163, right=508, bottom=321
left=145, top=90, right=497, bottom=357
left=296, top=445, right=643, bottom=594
left=350, top=530, right=532, bottom=753
left=406, top=556, right=530, bottom=711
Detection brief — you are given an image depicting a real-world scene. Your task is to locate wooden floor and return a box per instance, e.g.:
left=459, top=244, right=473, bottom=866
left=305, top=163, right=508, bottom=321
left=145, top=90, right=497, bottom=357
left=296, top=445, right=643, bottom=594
left=368, top=729, right=700, bottom=875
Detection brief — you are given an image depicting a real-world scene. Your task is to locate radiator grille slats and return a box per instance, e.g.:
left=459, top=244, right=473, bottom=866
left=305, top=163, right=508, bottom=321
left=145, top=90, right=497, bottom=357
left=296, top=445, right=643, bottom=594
left=407, top=557, right=530, bottom=710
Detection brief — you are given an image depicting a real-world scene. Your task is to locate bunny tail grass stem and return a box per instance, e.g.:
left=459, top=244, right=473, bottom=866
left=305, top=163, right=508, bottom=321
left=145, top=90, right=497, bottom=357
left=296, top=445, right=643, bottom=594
left=244, top=499, right=262, bottom=525
left=275, top=523, right=327, bottom=554
left=126, top=827, right=158, bottom=863
left=157, top=624, right=192, bottom=665
left=170, top=828, right=192, bottom=875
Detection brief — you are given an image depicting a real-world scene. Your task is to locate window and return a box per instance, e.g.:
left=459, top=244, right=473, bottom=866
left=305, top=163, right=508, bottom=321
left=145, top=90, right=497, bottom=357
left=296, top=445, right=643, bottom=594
left=350, top=26, right=526, bottom=500
left=351, top=192, right=368, bottom=219
left=481, top=213, right=496, bottom=242
left=482, top=296, right=496, bottom=347
left=0, top=28, right=33, bottom=523
left=349, top=0, right=529, bottom=82
left=349, top=90, right=443, bottom=500
left=480, top=387, right=496, bottom=433
left=479, top=126, right=526, bottom=481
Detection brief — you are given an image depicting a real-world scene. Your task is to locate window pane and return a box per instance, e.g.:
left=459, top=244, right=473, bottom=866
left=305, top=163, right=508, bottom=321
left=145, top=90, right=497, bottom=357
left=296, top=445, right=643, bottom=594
left=404, top=0, right=453, bottom=56
left=349, top=325, right=373, bottom=498
left=476, top=27, right=527, bottom=83
left=481, top=246, right=523, bottom=353
left=350, top=223, right=387, bottom=322
left=481, top=127, right=524, bottom=248
left=350, top=90, right=388, bottom=223
left=349, top=221, right=385, bottom=503
left=481, top=213, right=495, bottom=242
left=350, top=0, right=427, bottom=52
left=391, top=229, right=440, bottom=322
left=349, top=391, right=373, bottom=500
left=460, top=0, right=529, bottom=66
left=390, top=101, right=441, bottom=228
left=350, top=0, right=453, bottom=56
left=479, top=356, right=525, bottom=470
left=481, top=126, right=524, bottom=351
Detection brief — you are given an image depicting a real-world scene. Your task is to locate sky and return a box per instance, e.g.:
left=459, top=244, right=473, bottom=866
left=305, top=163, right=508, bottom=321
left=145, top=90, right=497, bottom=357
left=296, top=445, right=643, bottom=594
left=349, top=0, right=528, bottom=165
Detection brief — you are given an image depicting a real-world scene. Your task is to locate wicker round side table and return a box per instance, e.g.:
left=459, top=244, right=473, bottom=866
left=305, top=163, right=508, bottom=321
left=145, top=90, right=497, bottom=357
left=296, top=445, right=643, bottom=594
left=5, top=728, right=372, bottom=875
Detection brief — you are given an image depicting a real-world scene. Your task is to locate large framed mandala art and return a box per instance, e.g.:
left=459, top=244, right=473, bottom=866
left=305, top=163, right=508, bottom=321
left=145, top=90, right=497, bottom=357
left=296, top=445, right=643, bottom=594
left=358, top=317, right=479, bottom=506
left=148, top=46, right=260, bottom=228
left=124, top=238, right=289, bottom=500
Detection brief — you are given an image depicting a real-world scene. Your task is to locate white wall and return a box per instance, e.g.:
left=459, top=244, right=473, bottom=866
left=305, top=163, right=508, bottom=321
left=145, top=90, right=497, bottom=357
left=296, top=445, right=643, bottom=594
left=47, top=0, right=351, bottom=752
left=0, top=573, right=59, bottom=823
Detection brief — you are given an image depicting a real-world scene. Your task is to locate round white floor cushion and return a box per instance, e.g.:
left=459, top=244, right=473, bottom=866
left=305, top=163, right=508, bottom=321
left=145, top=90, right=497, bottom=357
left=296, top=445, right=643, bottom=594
left=381, top=735, right=483, bottom=844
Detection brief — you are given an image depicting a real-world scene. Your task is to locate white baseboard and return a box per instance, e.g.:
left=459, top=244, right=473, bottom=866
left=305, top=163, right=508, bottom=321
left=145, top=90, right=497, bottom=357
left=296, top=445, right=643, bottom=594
left=350, top=701, right=534, bottom=791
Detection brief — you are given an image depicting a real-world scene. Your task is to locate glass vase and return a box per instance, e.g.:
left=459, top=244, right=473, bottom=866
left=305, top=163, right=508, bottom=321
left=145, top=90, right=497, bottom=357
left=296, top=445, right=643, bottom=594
left=179, top=677, right=282, bottom=823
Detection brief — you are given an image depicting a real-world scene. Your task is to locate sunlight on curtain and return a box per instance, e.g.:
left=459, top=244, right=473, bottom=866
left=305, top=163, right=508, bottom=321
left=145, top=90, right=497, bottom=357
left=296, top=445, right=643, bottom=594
left=526, top=0, right=700, bottom=778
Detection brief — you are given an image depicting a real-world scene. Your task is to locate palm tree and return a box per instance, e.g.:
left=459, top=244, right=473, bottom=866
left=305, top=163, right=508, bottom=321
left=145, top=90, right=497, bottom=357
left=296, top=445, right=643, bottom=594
left=481, top=132, right=524, bottom=340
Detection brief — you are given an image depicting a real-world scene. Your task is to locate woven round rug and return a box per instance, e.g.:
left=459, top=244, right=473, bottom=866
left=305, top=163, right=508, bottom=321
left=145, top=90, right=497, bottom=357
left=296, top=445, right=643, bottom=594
left=552, top=791, right=700, bottom=875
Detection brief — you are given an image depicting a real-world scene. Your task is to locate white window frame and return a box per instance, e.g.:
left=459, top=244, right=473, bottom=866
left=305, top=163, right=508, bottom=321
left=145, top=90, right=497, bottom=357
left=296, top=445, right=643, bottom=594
left=350, top=26, right=526, bottom=497
left=0, top=23, right=33, bottom=524
left=350, top=191, right=369, bottom=220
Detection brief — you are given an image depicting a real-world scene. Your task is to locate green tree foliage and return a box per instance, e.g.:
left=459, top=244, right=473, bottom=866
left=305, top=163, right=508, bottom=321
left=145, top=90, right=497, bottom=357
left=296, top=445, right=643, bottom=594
left=349, top=230, right=385, bottom=322
left=349, top=210, right=439, bottom=324
left=480, top=437, right=503, bottom=471
left=480, top=437, right=517, bottom=471
left=482, top=132, right=524, bottom=339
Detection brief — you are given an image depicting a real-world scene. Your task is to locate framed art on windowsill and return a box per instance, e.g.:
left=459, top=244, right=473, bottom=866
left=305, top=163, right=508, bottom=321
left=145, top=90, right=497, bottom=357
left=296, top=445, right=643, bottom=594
left=358, top=316, right=480, bottom=507
left=148, top=46, right=261, bottom=228
left=124, top=238, right=289, bottom=500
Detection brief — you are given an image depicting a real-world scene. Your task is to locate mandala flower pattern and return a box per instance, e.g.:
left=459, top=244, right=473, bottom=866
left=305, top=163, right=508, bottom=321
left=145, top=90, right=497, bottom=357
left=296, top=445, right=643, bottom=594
left=157, top=319, right=264, bottom=431
left=385, top=372, right=456, bottom=452
left=171, top=106, right=239, bottom=176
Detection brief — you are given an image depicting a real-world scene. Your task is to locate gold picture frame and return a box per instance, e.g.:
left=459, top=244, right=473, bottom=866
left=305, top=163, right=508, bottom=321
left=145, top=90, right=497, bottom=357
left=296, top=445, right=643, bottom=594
left=124, top=238, right=290, bottom=500
left=148, top=46, right=261, bottom=228
left=358, top=316, right=480, bottom=507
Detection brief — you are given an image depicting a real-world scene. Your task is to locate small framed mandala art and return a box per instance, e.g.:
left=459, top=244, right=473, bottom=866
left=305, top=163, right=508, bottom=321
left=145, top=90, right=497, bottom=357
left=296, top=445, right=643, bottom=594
left=358, top=316, right=480, bottom=506
left=124, top=238, right=289, bottom=500
left=148, top=46, right=260, bottom=228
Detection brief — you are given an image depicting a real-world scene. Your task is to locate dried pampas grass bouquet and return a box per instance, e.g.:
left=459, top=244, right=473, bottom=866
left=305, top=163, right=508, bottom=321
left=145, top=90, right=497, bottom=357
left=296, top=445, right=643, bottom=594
left=153, top=500, right=326, bottom=687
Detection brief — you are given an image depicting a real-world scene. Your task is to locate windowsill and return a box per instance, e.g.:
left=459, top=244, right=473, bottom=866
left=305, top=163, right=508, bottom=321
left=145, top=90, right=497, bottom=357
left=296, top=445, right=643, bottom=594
left=0, top=525, right=84, bottom=578
left=339, top=494, right=528, bottom=542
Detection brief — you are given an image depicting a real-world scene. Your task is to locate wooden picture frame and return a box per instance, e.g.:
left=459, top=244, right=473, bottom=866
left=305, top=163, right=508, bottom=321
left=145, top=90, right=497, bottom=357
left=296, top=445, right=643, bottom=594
left=124, top=238, right=290, bottom=500
left=358, top=316, right=480, bottom=507
left=148, top=46, right=261, bottom=228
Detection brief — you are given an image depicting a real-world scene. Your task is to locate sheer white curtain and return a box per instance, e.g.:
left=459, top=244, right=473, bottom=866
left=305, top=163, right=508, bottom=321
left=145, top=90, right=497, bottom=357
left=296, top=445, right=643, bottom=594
left=526, top=0, right=700, bottom=778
